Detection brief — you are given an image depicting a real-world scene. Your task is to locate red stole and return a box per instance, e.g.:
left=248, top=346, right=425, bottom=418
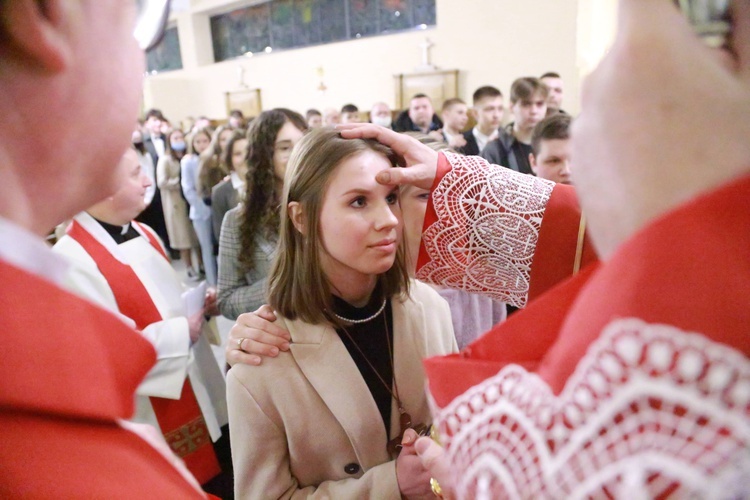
left=67, top=220, right=220, bottom=484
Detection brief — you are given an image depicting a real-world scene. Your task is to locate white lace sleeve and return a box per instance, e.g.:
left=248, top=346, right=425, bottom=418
left=429, top=319, right=750, bottom=500
left=417, top=152, right=554, bottom=308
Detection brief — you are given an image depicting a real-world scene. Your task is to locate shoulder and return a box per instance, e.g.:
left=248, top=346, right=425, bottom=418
left=212, top=179, right=230, bottom=197
left=227, top=318, right=300, bottom=393
left=398, top=280, right=451, bottom=316
left=52, top=234, right=94, bottom=267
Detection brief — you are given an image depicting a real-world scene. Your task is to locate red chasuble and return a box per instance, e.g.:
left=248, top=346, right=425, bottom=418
left=422, top=169, right=750, bottom=498
left=67, top=221, right=220, bottom=485
left=0, top=260, right=207, bottom=498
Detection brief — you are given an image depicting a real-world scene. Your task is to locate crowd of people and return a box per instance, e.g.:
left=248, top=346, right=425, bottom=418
left=2, top=0, right=748, bottom=499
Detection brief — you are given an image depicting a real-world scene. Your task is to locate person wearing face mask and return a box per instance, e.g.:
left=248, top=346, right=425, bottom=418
left=370, top=102, right=393, bottom=129
left=157, top=129, right=200, bottom=277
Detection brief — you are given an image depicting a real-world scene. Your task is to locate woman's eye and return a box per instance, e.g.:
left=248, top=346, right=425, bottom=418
left=386, top=192, right=398, bottom=204
left=417, top=192, right=430, bottom=201
left=350, top=196, right=366, bottom=208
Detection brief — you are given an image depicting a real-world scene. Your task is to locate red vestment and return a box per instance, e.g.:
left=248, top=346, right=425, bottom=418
left=0, top=260, right=206, bottom=498
left=418, top=153, right=750, bottom=498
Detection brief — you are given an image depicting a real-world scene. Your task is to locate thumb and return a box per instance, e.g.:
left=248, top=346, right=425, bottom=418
left=415, top=436, right=454, bottom=489
left=376, top=164, right=434, bottom=190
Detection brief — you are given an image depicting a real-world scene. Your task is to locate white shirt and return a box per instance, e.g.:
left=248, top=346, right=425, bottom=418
left=473, top=127, right=495, bottom=153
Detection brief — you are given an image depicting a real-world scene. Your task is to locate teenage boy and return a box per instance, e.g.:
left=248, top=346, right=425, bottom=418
left=460, top=86, right=505, bottom=156
left=481, top=77, right=548, bottom=175
left=440, top=98, right=469, bottom=149
left=340, top=103, right=361, bottom=123
left=540, top=71, right=566, bottom=116
left=529, top=114, right=572, bottom=184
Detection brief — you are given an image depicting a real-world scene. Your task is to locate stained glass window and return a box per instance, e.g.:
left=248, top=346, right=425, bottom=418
left=211, top=0, right=436, bottom=62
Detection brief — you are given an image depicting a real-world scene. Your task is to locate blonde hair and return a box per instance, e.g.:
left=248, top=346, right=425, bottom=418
left=267, top=128, right=410, bottom=327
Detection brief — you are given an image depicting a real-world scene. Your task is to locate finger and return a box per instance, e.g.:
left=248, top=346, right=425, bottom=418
left=237, top=337, right=282, bottom=357
left=401, top=428, right=420, bottom=446
left=231, top=325, right=290, bottom=351
left=375, top=163, right=434, bottom=190
left=234, top=313, right=290, bottom=342
left=337, top=123, right=418, bottom=159
left=415, top=437, right=454, bottom=490
left=225, top=348, right=262, bottom=367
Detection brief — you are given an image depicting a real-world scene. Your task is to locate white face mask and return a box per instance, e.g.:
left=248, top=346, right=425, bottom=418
left=371, top=116, right=392, bottom=128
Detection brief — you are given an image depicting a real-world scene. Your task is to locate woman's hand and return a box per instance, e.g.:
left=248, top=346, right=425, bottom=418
left=225, top=304, right=291, bottom=366
left=396, top=429, right=433, bottom=499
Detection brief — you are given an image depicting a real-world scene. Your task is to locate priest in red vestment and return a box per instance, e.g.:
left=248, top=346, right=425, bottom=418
left=1, top=2, right=212, bottom=497
left=53, top=150, right=230, bottom=493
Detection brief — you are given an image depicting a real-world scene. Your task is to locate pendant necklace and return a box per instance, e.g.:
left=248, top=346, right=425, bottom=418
left=337, top=303, right=427, bottom=455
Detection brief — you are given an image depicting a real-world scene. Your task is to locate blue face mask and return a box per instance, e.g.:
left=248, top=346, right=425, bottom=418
left=171, top=141, right=186, bottom=152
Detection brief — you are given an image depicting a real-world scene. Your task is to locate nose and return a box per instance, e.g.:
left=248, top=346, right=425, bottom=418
left=141, top=172, right=153, bottom=188
left=373, top=201, right=400, bottom=231
left=561, top=160, right=571, bottom=176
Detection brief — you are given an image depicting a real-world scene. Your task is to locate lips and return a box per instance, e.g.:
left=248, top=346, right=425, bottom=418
left=370, top=238, right=397, bottom=252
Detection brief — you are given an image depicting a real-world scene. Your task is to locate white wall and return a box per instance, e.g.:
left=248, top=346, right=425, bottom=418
left=144, top=0, right=617, bottom=124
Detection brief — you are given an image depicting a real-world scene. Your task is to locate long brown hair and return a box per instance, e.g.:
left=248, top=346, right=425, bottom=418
left=267, top=128, right=410, bottom=327
left=196, top=124, right=232, bottom=199
left=238, top=108, right=307, bottom=273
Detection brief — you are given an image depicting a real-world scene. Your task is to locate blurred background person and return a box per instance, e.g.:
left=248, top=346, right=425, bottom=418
left=217, top=109, right=306, bottom=320
left=157, top=129, right=199, bottom=277
left=182, top=128, right=218, bottom=286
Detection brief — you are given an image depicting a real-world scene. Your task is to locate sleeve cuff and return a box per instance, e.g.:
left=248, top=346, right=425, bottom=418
left=416, top=153, right=452, bottom=273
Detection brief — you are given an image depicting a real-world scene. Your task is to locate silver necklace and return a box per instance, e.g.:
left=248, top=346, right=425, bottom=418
left=332, top=297, right=387, bottom=324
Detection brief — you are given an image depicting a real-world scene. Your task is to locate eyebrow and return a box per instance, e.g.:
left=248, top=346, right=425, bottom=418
left=275, top=139, right=293, bottom=146
left=340, top=186, right=397, bottom=197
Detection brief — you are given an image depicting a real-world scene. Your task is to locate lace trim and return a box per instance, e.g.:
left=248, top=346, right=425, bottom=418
left=430, top=319, right=750, bottom=499
left=416, top=153, right=554, bottom=308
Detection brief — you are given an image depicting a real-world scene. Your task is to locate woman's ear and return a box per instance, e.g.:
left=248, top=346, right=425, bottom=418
left=288, top=202, right=306, bottom=235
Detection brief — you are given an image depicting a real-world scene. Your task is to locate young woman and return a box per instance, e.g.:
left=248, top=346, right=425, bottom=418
left=226, top=128, right=457, bottom=498
left=156, top=129, right=199, bottom=275
left=216, top=108, right=306, bottom=319
left=197, top=124, right=234, bottom=208
left=181, top=128, right=217, bottom=285
left=210, top=131, right=246, bottom=244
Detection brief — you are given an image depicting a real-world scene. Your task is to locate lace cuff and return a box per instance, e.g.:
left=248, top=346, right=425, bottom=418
left=416, top=152, right=555, bottom=308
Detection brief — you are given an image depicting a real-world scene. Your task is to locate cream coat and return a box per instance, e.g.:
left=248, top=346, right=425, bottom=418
left=227, top=280, right=457, bottom=499
left=53, top=212, right=227, bottom=441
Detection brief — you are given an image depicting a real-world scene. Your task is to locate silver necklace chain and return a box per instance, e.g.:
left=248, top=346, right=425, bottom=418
left=332, top=297, right=387, bottom=324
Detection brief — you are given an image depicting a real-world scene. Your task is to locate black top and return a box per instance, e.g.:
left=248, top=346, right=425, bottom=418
left=94, top=217, right=140, bottom=244
left=332, top=291, right=394, bottom=436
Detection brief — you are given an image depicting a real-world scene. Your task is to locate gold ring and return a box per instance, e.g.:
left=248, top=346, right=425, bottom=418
left=236, top=338, right=244, bottom=350
left=430, top=477, right=443, bottom=498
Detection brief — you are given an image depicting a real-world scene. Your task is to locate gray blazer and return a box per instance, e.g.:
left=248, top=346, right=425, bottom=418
left=211, top=179, right=239, bottom=242
left=217, top=206, right=276, bottom=320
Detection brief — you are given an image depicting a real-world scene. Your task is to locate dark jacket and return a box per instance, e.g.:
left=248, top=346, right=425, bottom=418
left=480, top=124, right=534, bottom=175
left=392, top=111, right=443, bottom=133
